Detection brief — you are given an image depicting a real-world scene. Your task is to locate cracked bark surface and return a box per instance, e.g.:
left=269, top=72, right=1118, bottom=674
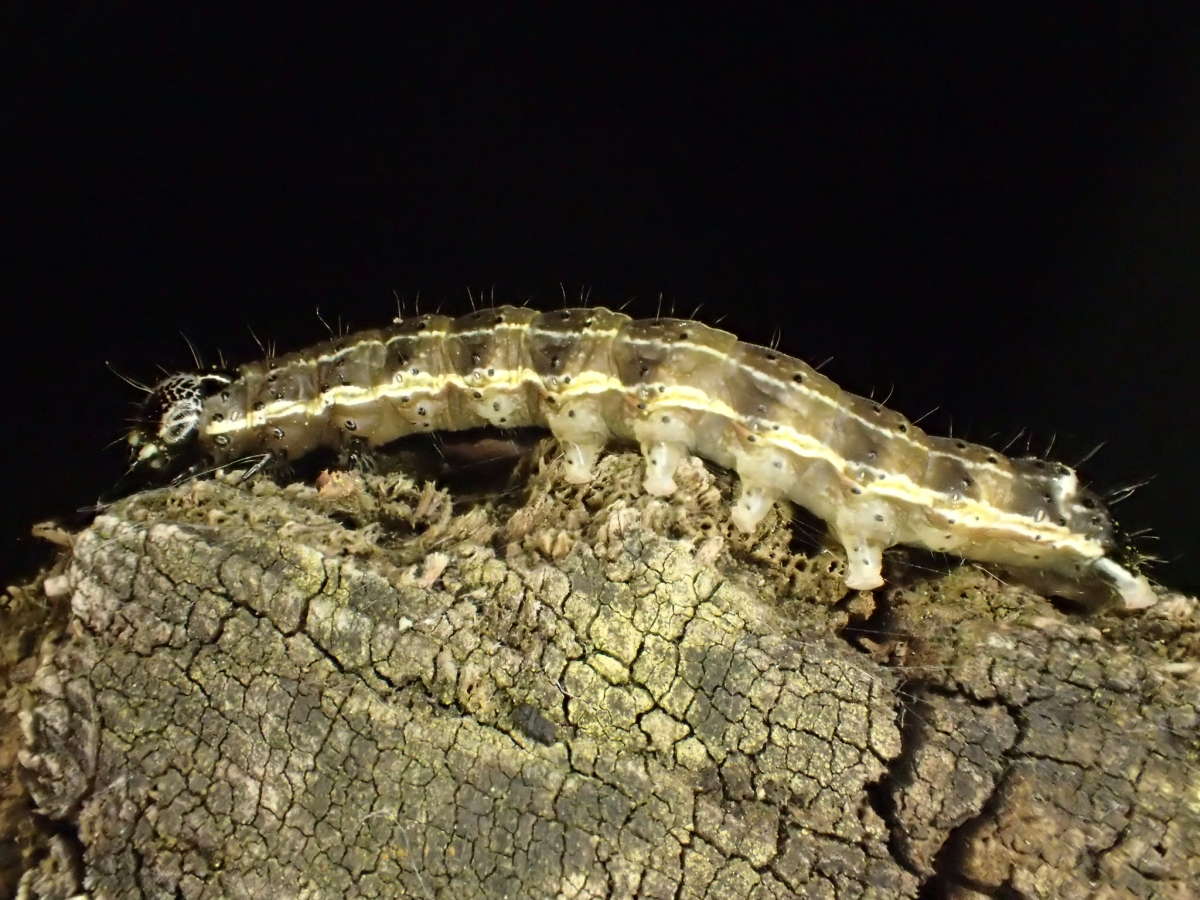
left=5, top=447, right=1199, bottom=898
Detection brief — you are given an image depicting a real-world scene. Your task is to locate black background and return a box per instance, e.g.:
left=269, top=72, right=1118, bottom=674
left=5, top=7, right=1197, bottom=590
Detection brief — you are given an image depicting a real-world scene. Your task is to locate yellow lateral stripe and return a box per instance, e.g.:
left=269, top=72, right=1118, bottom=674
left=292, top=320, right=1020, bottom=481
left=204, top=366, right=1100, bottom=555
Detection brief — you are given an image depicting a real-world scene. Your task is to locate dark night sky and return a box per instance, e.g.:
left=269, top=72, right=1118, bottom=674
left=4, top=7, right=1198, bottom=590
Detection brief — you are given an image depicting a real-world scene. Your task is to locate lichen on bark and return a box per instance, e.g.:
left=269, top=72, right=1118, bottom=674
left=5, top=445, right=1199, bottom=898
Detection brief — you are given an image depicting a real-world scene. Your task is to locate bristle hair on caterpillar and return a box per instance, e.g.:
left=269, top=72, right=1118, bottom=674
left=116, top=304, right=1157, bottom=611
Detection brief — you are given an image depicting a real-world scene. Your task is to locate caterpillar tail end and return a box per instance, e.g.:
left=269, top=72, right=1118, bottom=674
left=1093, top=557, right=1158, bottom=610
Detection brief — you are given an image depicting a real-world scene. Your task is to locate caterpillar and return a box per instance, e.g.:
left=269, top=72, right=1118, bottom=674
left=118, top=305, right=1156, bottom=610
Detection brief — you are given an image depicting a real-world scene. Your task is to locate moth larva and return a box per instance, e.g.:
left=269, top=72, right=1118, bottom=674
left=118, top=306, right=1156, bottom=610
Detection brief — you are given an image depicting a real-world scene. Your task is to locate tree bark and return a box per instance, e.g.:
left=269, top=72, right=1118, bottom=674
left=5, top=449, right=1198, bottom=898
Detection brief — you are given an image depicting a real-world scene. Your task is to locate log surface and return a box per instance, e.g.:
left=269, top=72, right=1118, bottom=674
left=7, top=449, right=1199, bottom=898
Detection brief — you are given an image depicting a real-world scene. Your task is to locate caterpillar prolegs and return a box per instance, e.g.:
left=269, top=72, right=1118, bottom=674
left=119, top=306, right=1156, bottom=610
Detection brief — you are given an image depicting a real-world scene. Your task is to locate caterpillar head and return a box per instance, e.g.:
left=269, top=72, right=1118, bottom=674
left=119, top=372, right=230, bottom=492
